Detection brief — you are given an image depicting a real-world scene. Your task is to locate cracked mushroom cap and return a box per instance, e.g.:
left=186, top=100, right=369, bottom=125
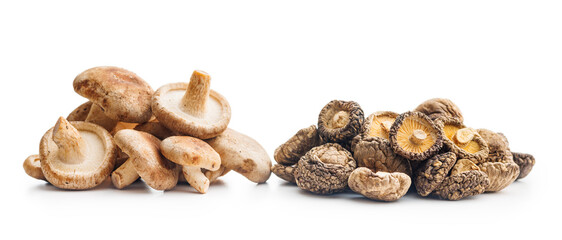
left=294, top=143, right=356, bottom=194
left=389, top=112, right=443, bottom=161
left=40, top=117, right=117, bottom=190
left=437, top=118, right=489, bottom=163
left=512, top=152, right=535, bottom=179
left=433, top=160, right=489, bottom=200
left=348, top=167, right=411, bottom=201
left=352, top=136, right=411, bottom=176
left=274, top=125, right=322, bottom=166
left=23, top=154, right=45, bottom=180
left=414, top=98, right=464, bottom=122
left=152, top=70, right=231, bottom=139
left=478, top=161, right=519, bottom=192
left=361, top=111, right=399, bottom=140
left=414, top=152, right=457, bottom=197
left=477, top=129, right=513, bottom=163
left=73, top=66, right=154, bottom=123
left=114, top=129, right=178, bottom=191
left=271, top=164, right=296, bottom=184
left=67, top=101, right=93, bottom=121
left=317, top=100, right=364, bottom=143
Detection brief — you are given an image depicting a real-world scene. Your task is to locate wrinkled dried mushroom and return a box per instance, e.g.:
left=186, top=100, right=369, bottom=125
left=478, top=161, right=519, bottom=192
left=477, top=129, right=513, bottom=163
left=414, top=152, right=457, bottom=197
left=361, top=111, right=399, bottom=139
left=274, top=125, right=322, bottom=166
left=271, top=164, right=296, bottom=184
left=348, top=167, right=411, bottom=201
left=389, top=111, right=443, bottom=161
left=512, top=152, right=535, bottom=179
left=317, top=100, right=364, bottom=143
left=352, top=136, right=411, bottom=176
left=438, top=118, right=489, bottom=163
left=433, top=160, right=489, bottom=200
left=414, top=98, right=464, bottom=122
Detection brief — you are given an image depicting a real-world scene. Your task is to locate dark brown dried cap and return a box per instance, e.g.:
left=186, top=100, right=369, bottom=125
left=360, top=111, right=399, bottom=140
left=73, top=66, right=154, bottom=123
left=433, top=170, right=489, bottom=200
left=294, top=143, right=356, bottom=194
left=352, top=136, right=411, bottom=176
left=389, top=111, right=443, bottom=161
left=477, top=129, right=513, bottom=163
left=512, top=152, right=535, bottom=179
left=438, top=118, right=489, bottom=163
left=274, top=125, right=322, bottom=166
left=414, top=98, right=464, bottom=122
left=478, top=162, right=519, bottom=192
left=348, top=168, right=411, bottom=201
left=271, top=164, right=296, bottom=184
left=317, top=100, right=364, bottom=143
left=67, top=101, right=93, bottom=121
left=414, top=152, right=457, bottom=197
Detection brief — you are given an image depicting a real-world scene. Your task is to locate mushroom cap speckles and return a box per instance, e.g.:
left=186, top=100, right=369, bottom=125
left=352, top=136, right=411, bottom=176
left=389, top=111, right=443, bottom=161
left=433, top=170, right=489, bottom=200
left=152, top=82, right=231, bottom=139
left=114, top=129, right=178, bottom=191
left=414, top=98, right=464, bottom=123
left=23, top=154, right=45, bottom=180
left=478, top=161, right=519, bottom=192
left=512, top=152, right=535, bottom=179
left=271, top=164, right=297, bottom=184
left=294, top=143, right=356, bottom=194
left=348, top=168, right=411, bottom=201
left=73, top=66, right=154, bottom=123
left=274, top=125, right=322, bottom=166
left=160, top=136, right=221, bottom=171
left=40, top=121, right=117, bottom=190
left=317, top=100, right=364, bottom=143
left=362, top=111, right=399, bottom=140
left=437, top=118, right=489, bottom=163
left=414, top=152, right=457, bottom=197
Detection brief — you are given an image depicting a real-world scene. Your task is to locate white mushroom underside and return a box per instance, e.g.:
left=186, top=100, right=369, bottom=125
left=162, top=90, right=224, bottom=124
left=49, top=131, right=106, bottom=173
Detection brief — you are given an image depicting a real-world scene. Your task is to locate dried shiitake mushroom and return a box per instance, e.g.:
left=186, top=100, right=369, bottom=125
left=512, top=152, right=535, bottom=179
left=271, top=164, right=296, bottom=184
left=274, top=125, right=322, bottom=166
left=352, top=136, right=411, bottom=176
left=317, top=100, right=364, bottom=143
left=414, top=98, right=464, bottom=122
left=433, top=160, right=489, bottom=200
left=294, top=143, right=356, bottom=194
left=360, top=111, right=399, bottom=140
left=478, top=161, right=519, bottom=192
left=389, top=111, right=443, bottom=161
left=348, top=167, right=411, bottom=201
left=437, top=118, right=488, bottom=163
left=414, top=152, right=457, bottom=197
left=23, top=154, right=45, bottom=180
left=477, top=128, right=513, bottom=163
left=450, top=159, right=480, bottom=175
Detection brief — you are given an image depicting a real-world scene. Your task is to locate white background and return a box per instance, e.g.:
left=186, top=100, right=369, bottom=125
left=1, top=0, right=560, bottom=239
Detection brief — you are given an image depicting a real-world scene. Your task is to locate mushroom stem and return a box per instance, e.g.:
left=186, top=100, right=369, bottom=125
left=181, top=70, right=211, bottom=117
left=110, top=159, right=139, bottom=189
left=380, top=121, right=393, bottom=134
left=409, top=129, right=427, bottom=145
left=453, top=128, right=475, bottom=147
left=182, top=166, right=210, bottom=194
left=85, top=104, right=118, bottom=132
left=332, top=111, right=350, bottom=128
left=52, top=117, right=86, bottom=164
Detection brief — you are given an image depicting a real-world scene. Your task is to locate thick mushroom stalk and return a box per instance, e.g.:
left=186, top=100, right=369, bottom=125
left=182, top=166, right=210, bottom=193
left=111, top=159, right=139, bottom=189
left=453, top=128, right=475, bottom=148
left=331, top=111, right=350, bottom=128
left=409, top=129, right=427, bottom=145
left=52, top=117, right=85, bottom=164
left=181, top=70, right=211, bottom=117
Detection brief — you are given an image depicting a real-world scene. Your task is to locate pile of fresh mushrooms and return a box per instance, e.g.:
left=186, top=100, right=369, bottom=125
left=23, top=66, right=271, bottom=193
left=272, top=98, right=535, bottom=201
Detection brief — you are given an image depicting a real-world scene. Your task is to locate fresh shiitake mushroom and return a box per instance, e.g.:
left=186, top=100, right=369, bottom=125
left=23, top=154, right=45, bottom=180
left=389, top=111, right=443, bottom=161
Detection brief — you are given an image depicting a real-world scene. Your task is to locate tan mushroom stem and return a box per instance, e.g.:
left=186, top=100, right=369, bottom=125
left=332, top=111, right=350, bottom=128
left=181, top=70, right=211, bottom=117
left=453, top=128, right=475, bottom=147
left=182, top=166, right=210, bottom=194
left=110, top=159, right=139, bottom=189
left=409, top=129, right=427, bottom=145
left=85, top=104, right=118, bottom=131
left=380, top=121, right=393, bottom=134
left=52, top=117, right=85, bottom=164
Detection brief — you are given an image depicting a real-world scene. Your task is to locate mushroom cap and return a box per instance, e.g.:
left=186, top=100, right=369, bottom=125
left=152, top=82, right=231, bottom=139
left=361, top=111, right=399, bottom=140
left=23, top=154, right=45, bottom=180
left=348, top=168, right=411, bottom=201
left=414, top=98, right=464, bottom=122
left=478, top=161, right=519, bottom=192
left=389, top=111, right=443, bottom=161
left=206, top=128, right=272, bottom=183
left=73, top=66, right=154, bottom=123
left=67, top=101, right=93, bottom=121
left=271, top=164, right=296, bottom=184
left=512, top=152, right=535, bottom=179
left=437, top=118, right=489, bottom=163
left=40, top=121, right=117, bottom=190
left=114, top=129, right=178, bottom=190
left=477, top=128, right=513, bottom=163
left=160, top=136, right=221, bottom=171
left=433, top=170, right=489, bottom=200
left=294, top=143, right=356, bottom=194
left=450, top=159, right=480, bottom=176
left=414, top=152, right=457, bottom=197
left=352, top=136, right=412, bottom=176
left=317, top=100, right=364, bottom=143
left=274, top=125, right=322, bottom=166
left=134, top=121, right=176, bottom=140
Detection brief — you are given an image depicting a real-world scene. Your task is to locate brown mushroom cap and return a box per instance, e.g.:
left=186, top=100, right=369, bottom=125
left=414, top=98, right=464, bottom=122
left=274, top=125, right=322, bottom=166
left=73, top=66, right=154, bottom=123
left=40, top=118, right=117, bottom=190
left=160, top=136, right=221, bottom=171
left=294, top=143, right=356, bottom=194
left=67, top=101, right=93, bottom=121
left=414, top=152, right=457, bottom=197
left=352, top=136, right=411, bottom=176
left=23, top=154, right=45, bottom=180
left=512, top=152, right=535, bottom=179
left=271, top=164, right=297, bottom=184
left=152, top=70, right=231, bottom=139
left=433, top=170, right=489, bottom=200
left=437, top=118, right=489, bottom=163
left=361, top=111, right=399, bottom=140
left=348, top=167, right=411, bottom=201
left=114, top=129, right=178, bottom=190
left=317, top=100, right=364, bottom=143
left=478, top=162, right=519, bottom=192
left=85, top=104, right=118, bottom=132
left=134, top=121, right=175, bottom=140
left=477, top=129, right=513, bottom=163
left=206, top=128, right=272, bottom=183
left=389, top=111, right=443, bottom=161
left=450, top=159, right=480, bottom=176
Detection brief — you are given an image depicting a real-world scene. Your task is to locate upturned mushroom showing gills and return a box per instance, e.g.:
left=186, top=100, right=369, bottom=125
left=389, top=111, right=443, bottom=161
left=437, top=118, right=489, bottom=163
left=152, top=70, right=231, bottom=139
left=317, top=100, right=364, bottom=143
left=361, top=111, right=399, bottom=140
left=39, top=117, right=117, bottom=190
